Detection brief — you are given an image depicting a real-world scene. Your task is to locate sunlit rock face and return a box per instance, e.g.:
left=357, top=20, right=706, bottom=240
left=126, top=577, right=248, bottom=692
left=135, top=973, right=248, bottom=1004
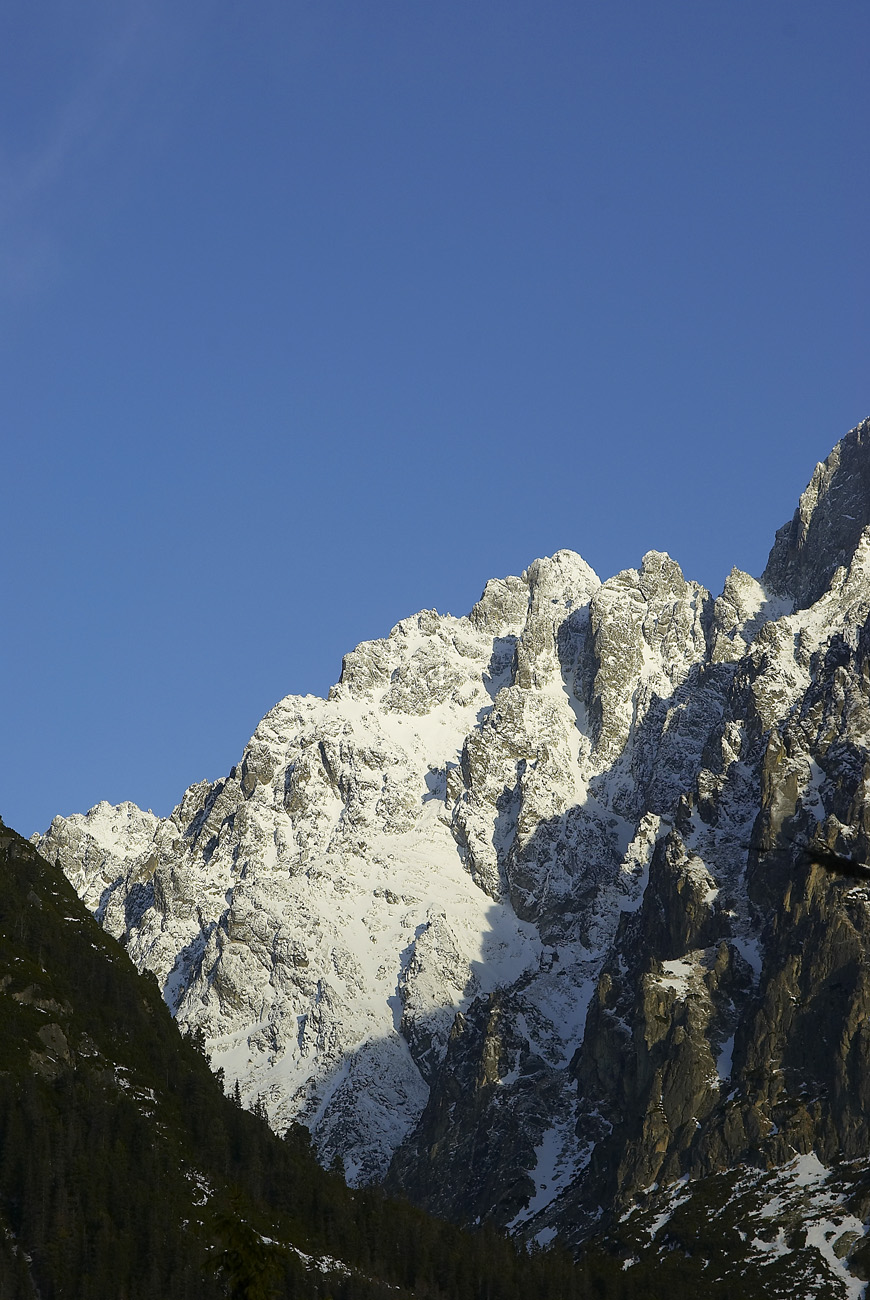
left=37, top=420, right=870, bottom=1279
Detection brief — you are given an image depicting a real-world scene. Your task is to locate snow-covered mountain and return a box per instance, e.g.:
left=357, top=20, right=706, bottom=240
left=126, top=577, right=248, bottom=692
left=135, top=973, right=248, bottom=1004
left=36, top=418, right=870, bottom=1285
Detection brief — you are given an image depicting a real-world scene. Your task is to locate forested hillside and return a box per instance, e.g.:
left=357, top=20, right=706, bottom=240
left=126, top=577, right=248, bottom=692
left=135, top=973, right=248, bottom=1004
left=0, top=819, right=590, bottom=1300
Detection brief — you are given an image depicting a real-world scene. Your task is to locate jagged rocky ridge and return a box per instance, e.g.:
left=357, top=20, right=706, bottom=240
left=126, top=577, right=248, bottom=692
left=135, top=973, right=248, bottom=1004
left=36, top=418, right=870, bottom=1284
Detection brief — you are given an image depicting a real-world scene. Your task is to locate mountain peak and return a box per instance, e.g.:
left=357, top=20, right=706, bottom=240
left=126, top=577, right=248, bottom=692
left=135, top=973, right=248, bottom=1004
left=762, top=415, right=870, bottom=609
left=31, top=420, right=870, bottom=1296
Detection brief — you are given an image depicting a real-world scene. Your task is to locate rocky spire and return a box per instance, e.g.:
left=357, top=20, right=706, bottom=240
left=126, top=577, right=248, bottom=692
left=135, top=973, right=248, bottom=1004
left=762, top=416, right=870, bottom=610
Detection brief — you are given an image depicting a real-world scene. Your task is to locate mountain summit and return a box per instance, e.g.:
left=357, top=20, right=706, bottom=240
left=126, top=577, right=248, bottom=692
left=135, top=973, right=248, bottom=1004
left=36, top=418, right=870, bottom=1291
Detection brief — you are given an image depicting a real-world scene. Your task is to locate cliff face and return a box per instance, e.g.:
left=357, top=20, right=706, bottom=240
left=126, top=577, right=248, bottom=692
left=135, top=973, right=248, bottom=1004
left=35, top=418, right=870, bottom=1290
left=763, top=419, right=870, bottom=610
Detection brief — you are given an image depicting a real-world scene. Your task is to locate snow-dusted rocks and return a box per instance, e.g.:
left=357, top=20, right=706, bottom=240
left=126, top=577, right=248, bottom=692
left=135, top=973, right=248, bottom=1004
left=38, top=587, right=550, bottom=1183
left=35, top=419, right=870, bottom=1285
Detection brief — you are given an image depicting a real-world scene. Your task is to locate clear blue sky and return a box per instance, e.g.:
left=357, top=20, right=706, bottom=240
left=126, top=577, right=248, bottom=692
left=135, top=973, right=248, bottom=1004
left=2, top=1, right=867, bottom=837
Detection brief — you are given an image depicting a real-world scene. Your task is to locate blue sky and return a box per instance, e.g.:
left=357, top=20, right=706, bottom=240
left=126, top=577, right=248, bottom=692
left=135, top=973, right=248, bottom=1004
left=2, top=0, right=867, bottom=837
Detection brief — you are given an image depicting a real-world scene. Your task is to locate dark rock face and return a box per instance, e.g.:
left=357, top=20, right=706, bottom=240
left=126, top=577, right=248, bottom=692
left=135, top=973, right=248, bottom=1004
left=388, top=989, right=560, bottom=1226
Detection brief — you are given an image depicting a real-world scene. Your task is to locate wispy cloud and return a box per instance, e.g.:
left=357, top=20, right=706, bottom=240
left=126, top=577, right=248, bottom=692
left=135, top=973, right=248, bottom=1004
left=0, top=0, right=169, bottom=299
